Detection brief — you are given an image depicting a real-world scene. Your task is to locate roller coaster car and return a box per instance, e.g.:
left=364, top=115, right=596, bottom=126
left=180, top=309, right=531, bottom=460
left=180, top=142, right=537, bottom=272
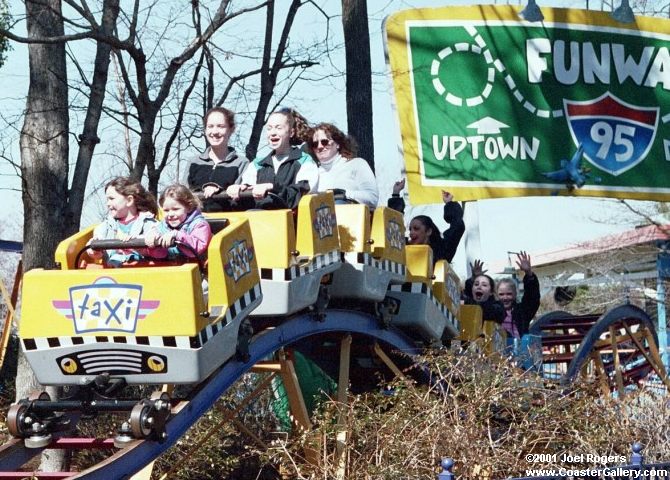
left=19, top=217, right=262, bottom=386
left=205, top=192, right=341, bottom=316
left=458, top=304, right=507, bottom=354
left=329, top=205, right=406, bottom=301
left=386, top=246, right=461, bottom=345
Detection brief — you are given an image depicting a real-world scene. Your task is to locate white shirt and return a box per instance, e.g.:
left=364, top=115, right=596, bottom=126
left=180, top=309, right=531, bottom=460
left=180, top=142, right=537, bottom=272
left=316, top=154, right=379, bottom=207
left=240, top=148, right=319, bottom=193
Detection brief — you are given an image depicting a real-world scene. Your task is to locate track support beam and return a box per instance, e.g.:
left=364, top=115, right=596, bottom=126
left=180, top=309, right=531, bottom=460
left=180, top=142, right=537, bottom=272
left=609, top=326, right=625, bottom=397
left=335, top=335, right=352, bottom=480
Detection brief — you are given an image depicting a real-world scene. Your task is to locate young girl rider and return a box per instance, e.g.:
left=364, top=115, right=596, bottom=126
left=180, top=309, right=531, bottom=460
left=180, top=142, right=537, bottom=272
left=145, top=184, right=213, bottom=259
left=496, top=251, right=540, bottom=346
left=87, top=177, right=165, bottom=267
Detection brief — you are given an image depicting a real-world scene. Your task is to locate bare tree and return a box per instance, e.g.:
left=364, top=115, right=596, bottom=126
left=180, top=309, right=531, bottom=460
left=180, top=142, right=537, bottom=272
left=3, top=0, right=121, bottom=234
left=342, top=0, right=374, bottom=169
left=244, top=0, right=305, bottom=160
left=109, top=2, right=269, bottom=192
left=17, top=0, right=69, bottom=471
left=0, top=0, right=10, bottom=67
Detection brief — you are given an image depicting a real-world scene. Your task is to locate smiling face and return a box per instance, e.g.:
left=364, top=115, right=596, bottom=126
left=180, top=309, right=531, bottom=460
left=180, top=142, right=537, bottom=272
left=205, top=111, right=233, bottom=151
left=408, top=218, right=432, bottom=245
left=105, top=186, right=136, bottom=221
left=266, top=112, right=292, bottom=155
left=312, top=129, right=338, bottom=164
left=497, top=281, right=516, bottom=310
left=472, top=275, right=493, bottom=303
left=162, top=196, right=189, bottom=228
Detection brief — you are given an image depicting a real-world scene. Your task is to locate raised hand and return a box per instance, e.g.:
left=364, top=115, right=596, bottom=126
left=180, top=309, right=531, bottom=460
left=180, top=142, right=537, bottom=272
left=516, top=251, right=532, bottom=275
left=392, top=178, right=405, bottom=195
left=470, top=259, right=486, bottom=277
left=442, top=190, right=454, bottom=203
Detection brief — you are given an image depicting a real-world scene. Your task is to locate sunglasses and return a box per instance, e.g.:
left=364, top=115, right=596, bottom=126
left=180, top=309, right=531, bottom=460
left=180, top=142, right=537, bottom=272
left=311, top=138, right=332, bottom=148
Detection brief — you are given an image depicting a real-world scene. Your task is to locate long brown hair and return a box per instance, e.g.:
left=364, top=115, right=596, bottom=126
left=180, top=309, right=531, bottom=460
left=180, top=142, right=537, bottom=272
left=309, top=123, right=358, bottom=159
left=275, top=107, right=311, bottom=145
left=105, top=177, right=158, bottom=215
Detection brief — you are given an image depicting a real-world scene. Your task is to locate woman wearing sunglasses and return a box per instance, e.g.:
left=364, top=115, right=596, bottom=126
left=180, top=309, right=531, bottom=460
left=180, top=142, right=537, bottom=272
left=309, top=123, right=379, bottom=207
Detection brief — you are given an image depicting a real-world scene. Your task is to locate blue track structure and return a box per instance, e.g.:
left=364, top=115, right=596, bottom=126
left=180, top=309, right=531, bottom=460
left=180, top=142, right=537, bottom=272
left=0, top=309, right=422, bottom=479
left=563, top=304, right=657, bottom=385
left=0, top=240, right=22, bottom=253
left=533, top=304, right=667, bottom=391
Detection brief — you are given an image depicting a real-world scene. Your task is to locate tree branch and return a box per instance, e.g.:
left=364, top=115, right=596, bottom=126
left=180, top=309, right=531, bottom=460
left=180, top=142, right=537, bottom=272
left=159, top=48, right=206, bottom=173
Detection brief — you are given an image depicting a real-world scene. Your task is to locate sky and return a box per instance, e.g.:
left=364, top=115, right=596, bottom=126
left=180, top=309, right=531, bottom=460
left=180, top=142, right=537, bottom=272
left=0, top=0, right=660, bottom=278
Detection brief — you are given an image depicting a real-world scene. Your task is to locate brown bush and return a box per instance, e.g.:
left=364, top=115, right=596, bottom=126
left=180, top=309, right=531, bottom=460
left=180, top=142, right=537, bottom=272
left=266, top=349, right=670, bottom=479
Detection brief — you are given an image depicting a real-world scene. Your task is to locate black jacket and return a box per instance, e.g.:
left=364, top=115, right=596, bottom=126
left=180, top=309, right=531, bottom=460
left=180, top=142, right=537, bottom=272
left=388, top=197, right=465, bottom=264
left=463, top=273, right=540, bottom=332
left=507, top=273, right=541, bottom=336
left=249, top=147, right=313, bottom=209
left=183, top=147, right=248, bottom=212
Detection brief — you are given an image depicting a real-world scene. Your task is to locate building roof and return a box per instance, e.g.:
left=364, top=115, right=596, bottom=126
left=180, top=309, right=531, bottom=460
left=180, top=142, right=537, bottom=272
left=490, top=224, right=670, bottom=286
left=532, top=224, right=670, bottom=269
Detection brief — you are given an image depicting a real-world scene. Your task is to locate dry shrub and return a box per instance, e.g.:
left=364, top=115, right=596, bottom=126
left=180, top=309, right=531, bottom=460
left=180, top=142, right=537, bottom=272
left=267, top=349, right=670, bottom=479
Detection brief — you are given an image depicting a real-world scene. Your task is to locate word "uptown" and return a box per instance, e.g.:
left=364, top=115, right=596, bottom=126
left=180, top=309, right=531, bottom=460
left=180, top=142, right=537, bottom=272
left=432, top=135, right=540, bottom=161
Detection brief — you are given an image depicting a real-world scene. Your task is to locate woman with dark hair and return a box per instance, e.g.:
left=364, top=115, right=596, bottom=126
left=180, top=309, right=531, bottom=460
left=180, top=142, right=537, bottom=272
left=389, top=179, right=465, bottom=264
left=310, top=122, right=378, bottom=207
left=464, top=271, right=505, bottom=324
left=465, top=256, right=538, bottom=359
left=182, top=106, right=248, bottom=211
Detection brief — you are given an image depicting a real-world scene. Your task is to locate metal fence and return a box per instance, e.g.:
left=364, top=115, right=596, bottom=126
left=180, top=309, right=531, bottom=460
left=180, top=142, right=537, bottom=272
left=438, top=443, right=670, bottom=479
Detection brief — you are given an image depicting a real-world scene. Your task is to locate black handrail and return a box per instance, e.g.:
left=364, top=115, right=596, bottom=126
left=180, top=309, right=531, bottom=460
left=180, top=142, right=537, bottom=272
left=74, top=238, right=205, bottom=275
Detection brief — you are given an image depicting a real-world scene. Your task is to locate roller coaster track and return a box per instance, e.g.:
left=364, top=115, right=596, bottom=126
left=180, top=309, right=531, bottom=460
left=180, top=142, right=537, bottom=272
left=532, top=304, right=670, bottom=395
left=0, top=309, right=421, bottom=479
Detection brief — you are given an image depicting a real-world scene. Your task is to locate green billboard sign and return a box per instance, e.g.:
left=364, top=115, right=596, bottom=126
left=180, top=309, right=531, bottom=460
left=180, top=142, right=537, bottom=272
left=385, top=6, right=670, bottom=203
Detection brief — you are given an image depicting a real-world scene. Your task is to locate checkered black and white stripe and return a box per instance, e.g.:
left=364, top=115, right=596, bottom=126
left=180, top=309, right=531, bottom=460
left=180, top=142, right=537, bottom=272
left=260, top=250, right=340, bottom=281
left=196, top=282, right=261, bottom=347
left=23, top=283, right=262, bottom=352
left=389, top=282, right=460, bottom=331
left=350, top=252, right=406, bottom=276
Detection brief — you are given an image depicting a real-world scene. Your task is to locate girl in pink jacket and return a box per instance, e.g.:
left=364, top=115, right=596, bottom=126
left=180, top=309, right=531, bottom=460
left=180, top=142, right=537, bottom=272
left=145, top=184, right=212, bottom=259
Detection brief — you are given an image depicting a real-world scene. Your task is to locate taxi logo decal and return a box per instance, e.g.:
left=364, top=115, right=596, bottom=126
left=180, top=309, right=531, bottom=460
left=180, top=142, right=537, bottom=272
left=312, top=204, right=336, bottom=240
left=386, top=220, right=404, bottom=250
left=52, top=277, right=159, bottom=334
left=224, top=239, right=254, bottom=282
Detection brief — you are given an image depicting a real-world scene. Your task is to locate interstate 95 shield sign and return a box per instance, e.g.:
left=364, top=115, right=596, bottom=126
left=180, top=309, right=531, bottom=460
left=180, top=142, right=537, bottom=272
left=384, top=6, right=670, bottom=203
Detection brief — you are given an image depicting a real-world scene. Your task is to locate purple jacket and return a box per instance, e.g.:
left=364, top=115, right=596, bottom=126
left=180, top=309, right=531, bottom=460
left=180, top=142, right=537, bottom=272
left=157, top=209, right=212, bottom=258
